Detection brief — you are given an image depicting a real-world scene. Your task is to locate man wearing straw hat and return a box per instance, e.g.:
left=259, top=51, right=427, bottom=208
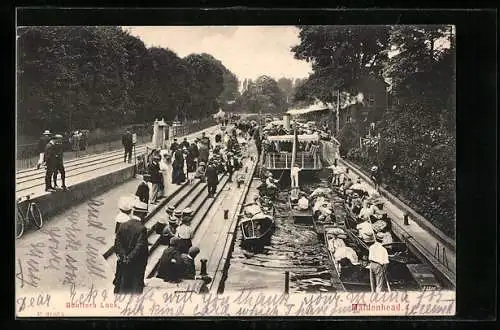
left=113, top=197, right=148, bottom=294
left=160, top=211, right=179, bottom=245
left=114, top=196, right=134, bottom=233
left=37, top=130, right=52, bottom=169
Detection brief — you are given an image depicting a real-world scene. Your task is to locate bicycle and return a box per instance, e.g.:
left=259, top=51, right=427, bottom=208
left=16, top=193, right=43, bottom=239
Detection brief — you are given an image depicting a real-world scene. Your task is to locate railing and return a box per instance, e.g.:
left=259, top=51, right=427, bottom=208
left=16, top=119, right=216, bottom=170
left=264, top=151, right=321, bottom=170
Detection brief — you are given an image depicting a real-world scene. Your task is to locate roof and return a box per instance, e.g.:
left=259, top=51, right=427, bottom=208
left=267, top=133, right=320, bottom=142
left=287, top=101, right=333, bottom=116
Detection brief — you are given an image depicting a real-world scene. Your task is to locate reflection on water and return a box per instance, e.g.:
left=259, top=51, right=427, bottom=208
left=224, top=174, right=342, bottom=293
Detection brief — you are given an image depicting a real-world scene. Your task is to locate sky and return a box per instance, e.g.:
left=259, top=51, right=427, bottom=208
left=124, top=26, right=313, bottom=82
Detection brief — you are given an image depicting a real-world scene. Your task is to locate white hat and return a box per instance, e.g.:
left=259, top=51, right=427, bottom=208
left=43, top=130, right=51, bottom=135
left=118, top=196, right=133, bottom=212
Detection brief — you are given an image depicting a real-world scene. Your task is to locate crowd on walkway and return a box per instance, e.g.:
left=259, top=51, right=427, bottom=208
left=112, top=122, right=259, bottom=294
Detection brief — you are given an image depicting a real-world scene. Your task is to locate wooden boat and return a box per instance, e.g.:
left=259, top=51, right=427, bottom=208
left=289, top=187, right=313, bottom=221
left=240, top=213, right=275, bottom=243
left=342, top=203, right=419, bottom=264
left=310, top=195, right=337, bottom=236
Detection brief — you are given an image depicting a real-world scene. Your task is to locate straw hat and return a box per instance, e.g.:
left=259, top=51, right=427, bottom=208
left=118, top=196, right=133, bottom=212
left=376, top=232, right=386, bottom=241
left=168, top=215, right=179, bottom=224
left=166, top=205, right=175, bottom=215
left=182, top=207, right=193, bottom=217
left=174, top=209, right=183, bottom=217
left=199, top=162, right=206, bottom=166
left=43, top=130, right=51, bottom=135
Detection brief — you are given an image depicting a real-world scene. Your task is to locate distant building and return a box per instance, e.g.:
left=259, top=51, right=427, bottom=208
left=339, top=75, right=390, bottom=129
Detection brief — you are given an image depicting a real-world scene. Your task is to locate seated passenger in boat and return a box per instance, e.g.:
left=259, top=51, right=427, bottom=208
left=334, top=246, right=360, bottom=266
left=357, top=221, right=375, bottom=243
left=351, top=194, right=363, bottom=216
left=265, top=172, right=279, bottom=190
left=371, top=199, right=388, bottom=221
left=358, top=199, right=375, bottom=221
left=376, top=230, right=393, bottom=245
left=297, top=195, right=309, bottom=210
left=254, top=223, right=263, bottom=237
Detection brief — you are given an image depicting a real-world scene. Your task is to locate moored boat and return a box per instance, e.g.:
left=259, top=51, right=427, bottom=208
left=289, top=187, right=313, bottom=221
left=240, top=213, right=275, bottom=244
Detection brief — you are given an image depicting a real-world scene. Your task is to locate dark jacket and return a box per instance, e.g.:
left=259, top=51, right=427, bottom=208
left=148, top=161, right=162, bottom=184
left=122, top=132, right=133, bottom=149
left=173, top=149, right=184, bottom=165
left=205, top=164, right=218, bottom=185
left=54, top=142, right=64, bottom=162
left=170, top=142, right=179, bottom=153
left=189, top=143, right=199, bottom=158
left=113, top=218, right=148, bottom=293
left=180, top=254, right=196, bottom=279
left=156, top=246, right=182, bottom=282
left=38, top=135, right=52, bottom=153
left=44, top=142, right=57, bottom=164
left=135, top=182, right=149, bottom=204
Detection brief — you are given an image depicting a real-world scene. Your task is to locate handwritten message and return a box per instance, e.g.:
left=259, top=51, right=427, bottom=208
left=16, top=285, right=456, bottom=317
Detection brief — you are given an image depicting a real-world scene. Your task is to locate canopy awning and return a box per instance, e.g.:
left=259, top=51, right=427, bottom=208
left=267, top=133, right=320, bottom=142
left=287, top=102, right=333, bottom=116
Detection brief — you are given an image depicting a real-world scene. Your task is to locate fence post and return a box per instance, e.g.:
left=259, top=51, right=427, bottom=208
left=284, top=271, right=289, bottom=294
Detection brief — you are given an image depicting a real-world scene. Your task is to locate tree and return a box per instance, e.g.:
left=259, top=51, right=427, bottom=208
left=235, top=75, right=286, bottom=113
left=184, top=53, right=225, bottom=119
left=292, top=25, right=390, bottom=104
left=277, top=77, right=294, bottom=104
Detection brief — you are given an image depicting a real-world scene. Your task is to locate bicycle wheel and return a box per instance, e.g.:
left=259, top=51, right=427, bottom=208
left=28, top=203, right=44, bottom=229
left=16, top=209, right=24, bottom=239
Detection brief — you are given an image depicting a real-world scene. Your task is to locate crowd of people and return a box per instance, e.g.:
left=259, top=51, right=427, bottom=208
left=37, top=130, right=67, bottom=192
left=112, top=123, right=259, bottom=294
left=327, top=163, right=392, bottom=292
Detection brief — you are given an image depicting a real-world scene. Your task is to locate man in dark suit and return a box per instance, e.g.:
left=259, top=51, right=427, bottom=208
left=135, top=175, right=150, bottom=204
left=52, top=134, right=67, bottom=190
left=180, top=137, right=190, bottom=150
left=122, top=129, right=133, bottom=163
left=113, top=214, right=149, bottom=294
left=205, top=161, right=218, bottom=198
left=44, top=137, right=57, bottom=192
left=180, top=246, right=200, bottom=280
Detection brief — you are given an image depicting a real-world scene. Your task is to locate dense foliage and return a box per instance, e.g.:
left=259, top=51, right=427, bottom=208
left=17, top=26, right=239, bottom=136
left=292, top=25, right=456, bottom=238
left=233, top=75, right=287, bottom=114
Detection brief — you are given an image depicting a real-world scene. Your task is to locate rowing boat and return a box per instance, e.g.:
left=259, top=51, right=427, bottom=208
left=240, top=213, right=275, bottom=244
left=289, top=187, right=313, bottom=221
left=342, top=201, right=419, bottom=264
